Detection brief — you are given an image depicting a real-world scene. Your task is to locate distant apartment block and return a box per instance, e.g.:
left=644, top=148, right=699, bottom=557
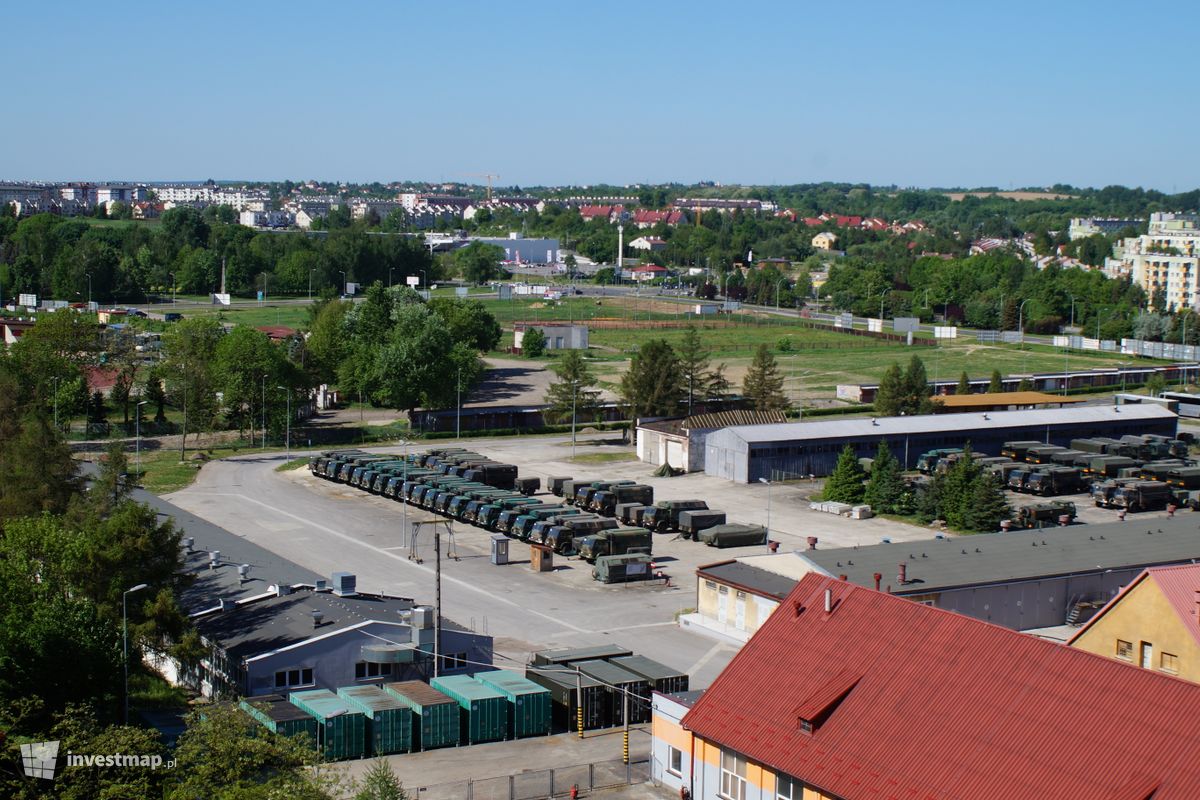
left=1069, top=216, right=1143, bottom=240
left=240, top=210, right=293, bottom=229
left=673, top=197, right=776, bottom=214
left=154, top=184, right=269, bottom=211
left=1106, top=212, right=1200, bottom=310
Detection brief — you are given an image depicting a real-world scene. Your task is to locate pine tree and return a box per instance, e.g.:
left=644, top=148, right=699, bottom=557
left=354, top=759, right=409, bottom=800
left=823, top=444, right=865, bottom=504
left=677, top=325, right=712, bottom=414
left=144, top=371, right=168, bottom=423
left=900, top=355, right=934, bottom=414
left=705, top=362, right=732, bottom=402
left=941, top=446, right=982, bottom=530
left=544, top=350, right=602, bottom=425
left=963, top=471, right=1011, bottom=532
left=956, top=371, right=971, bottom=395
left=619, top=339, right=683, bottom=420
left=988, top=369, right=1003, bottom=393
left=874, top=363, right=903, bottom=415
left=88, top=390, right=107, bottom=423
left=742, top=343, right=788, bottom=413
left=918, top=470, right=947, bottom=523
left=1017, top=376, right=1033, bottom=391
left=863, top=440, right=905, bottom=513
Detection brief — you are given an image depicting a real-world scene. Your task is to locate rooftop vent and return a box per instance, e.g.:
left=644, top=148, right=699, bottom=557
left=312, top=609, right=324, bottom=628
left=823, top=588, right=833, bottom=613
left=315, top=579, right=328, bottom=592
left=181, top=537, right=194, bottom=552
left=209, top=550, right=221, bottom=569
left=238, top=564, right=250, bottom=583
left=273, top=583, right=293, bottom=597
left=331, top=572, right=357, bottom=597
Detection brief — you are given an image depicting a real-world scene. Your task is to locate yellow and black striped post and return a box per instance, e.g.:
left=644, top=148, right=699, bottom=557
left=623, top=728, right=630, bottom=764
left=577, top=705, right=584, bottom=739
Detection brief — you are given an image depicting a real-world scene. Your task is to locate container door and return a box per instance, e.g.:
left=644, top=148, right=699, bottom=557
left=717, top=585, right=729, bottom=624
left=735, top=591, right=747, bottom=630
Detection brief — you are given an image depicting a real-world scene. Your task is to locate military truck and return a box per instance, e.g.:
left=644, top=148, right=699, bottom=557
left=497, top=503, right=551, bottom=534
left=574, top=480, right=636, bottom=509
left=1144, top=433, right=1189, bottom=458
left=698, top=524, right=769, bottom=548
left=547, top=476, right=574, bottom=497
left=530, top=513, right=600, bottom=545
left=987, top=461, right=1026, bottom=483
left=916, top=448, right=963, bottom=474
left=1048, top=450, right=1088, bottom=467
left=1015, top=501, right=1076, bottom=528
left=1024, top=467, right=1086, bottom=497
left=1085, top=456, right=1140, bottom=478
left=1007, top=467, right=1047, bottom=493
left=1166, top=466, right=1200, bottom=490
left=577, top=528, right=653, bottom=562
left=643, top=500, right=710, bottom=533
left=1025, top=445, right=1067, bottom=465
left=560, top=479, right=596, bottom=505
left=1140, top=461, right=1189, bottom=481
left=310, top=449, right=367, bottom=477
left=592, top=484, right=654, bottom=516
left=1109, top=481, right=1172, bottom=512
left=477, top=497, right=540, bottom=529
left=677, top=510, right=728, bottom=539
left=1070, top=438, right=1123, bottom=455
left=592, top=553, right=654, bottom=584
left=1000, top=441, right=1045, bottom=461
left=1091, top=478, right=1140, bottom=508
left=515, top=509, right=583, bottom=541
left=545, top=517, right=618, bottom=554
left=515, top=477, right=541, bottom=496
left=615, top=503, right=653, bottom=526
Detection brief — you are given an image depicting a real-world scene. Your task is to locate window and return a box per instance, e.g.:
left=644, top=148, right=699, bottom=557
left=1161, top=652, right=1179, bottom=674
left=667, top=746, right=682, bottom=776
left=274, top=667, right=314, bottom=689
left=441, top=652, right=467, bottom=670
left=1141, top=641, right=1154, bottom=669
left=1116, top=639, right=1133, bottom=661
left=777, top=774, right=800, bottom=800
left=355, top=662, right=394, bottom=680
left=720, top=750, right=747, bottom=800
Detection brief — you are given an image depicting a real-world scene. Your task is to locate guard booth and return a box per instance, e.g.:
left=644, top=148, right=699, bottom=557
left=490, top=535, right=509, bottom=566
left=530, top=543, right=554, bottom=572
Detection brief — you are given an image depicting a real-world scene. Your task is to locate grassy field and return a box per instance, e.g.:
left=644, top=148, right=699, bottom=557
left=171, top=303, right=312, bottom=329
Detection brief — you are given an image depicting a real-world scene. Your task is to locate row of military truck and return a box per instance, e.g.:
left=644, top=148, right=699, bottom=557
left=913, top=433, right=1195, bottom=516
left=306, top=447, right=766, bottom=577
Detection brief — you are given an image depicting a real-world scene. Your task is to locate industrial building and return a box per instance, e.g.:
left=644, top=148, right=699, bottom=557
left=665, top=574, right=1200, bottom=800
left=703, top=403, right=1177, bottom=481
left=637, top=410, right=787, bottom=472
left=148, top=495, right=491, bottom=699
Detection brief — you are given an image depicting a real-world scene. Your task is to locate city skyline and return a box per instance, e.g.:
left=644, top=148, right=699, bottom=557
left=3, top=1, right=1197, bottom=191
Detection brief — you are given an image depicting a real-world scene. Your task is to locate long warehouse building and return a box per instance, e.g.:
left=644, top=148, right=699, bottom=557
left=703, top=403, right=1178, bottom=482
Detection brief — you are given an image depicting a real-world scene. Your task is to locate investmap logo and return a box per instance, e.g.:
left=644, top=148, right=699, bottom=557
left=19, top=739, right=174, bottom=780
left=20, top=741, right=59, bottom=780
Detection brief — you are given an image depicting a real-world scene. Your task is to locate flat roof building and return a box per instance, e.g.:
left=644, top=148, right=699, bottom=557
left=703, top=403, right=1176, bottom=481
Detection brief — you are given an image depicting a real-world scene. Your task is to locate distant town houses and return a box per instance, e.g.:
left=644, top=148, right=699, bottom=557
left=629, top=235, right=668, bottom=252
left=1069, top=216, right=1143, bottom=240
left=811, top=231, right=839, bottom=250
left=153, top=183, right=269, bottom=211
left=1104, top=211, right=1200, bottom=310
left=579, top=204, right=627, bottom=223
left=239, top=209, right=292, bottom=229
left=630, top=209, right=686, bottom=227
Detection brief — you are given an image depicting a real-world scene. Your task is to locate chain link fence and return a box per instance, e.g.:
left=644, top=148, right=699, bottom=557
left=410, top=757, right=650, bottom=800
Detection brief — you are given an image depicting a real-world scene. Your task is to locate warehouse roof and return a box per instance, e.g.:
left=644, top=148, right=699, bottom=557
left=697, top=560, right=801, bottom=601
left=639, top=409, right=787, bottom=437
left=709, top=402, right=1175, bottom=444
left=931, top=390, right=1086, bottom=408
left=798, top=513, right=1200, bottom=594
left=683, top=574, right=1200, bottom=799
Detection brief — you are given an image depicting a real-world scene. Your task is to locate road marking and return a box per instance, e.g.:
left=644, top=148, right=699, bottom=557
left=603, top=621, right=677, bottom=633
left=686, top=641, right=730, bottom=677
left=184, top=491, right=588, bottom=634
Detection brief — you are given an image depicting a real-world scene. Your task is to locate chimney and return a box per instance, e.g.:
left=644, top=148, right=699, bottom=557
left=807, top=536, right=818, bottom=550
left=312, top=609, right=324, bottom=628
left=824, top=588, right=833, bottom=613
left=898, top=562, right=907, bottom=584
left=873, top=572, right=882, bottom=591
left=838, top=574, right=847, bottom=581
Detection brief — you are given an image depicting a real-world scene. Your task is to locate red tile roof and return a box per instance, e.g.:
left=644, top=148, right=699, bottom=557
left=1069, top=564, right=1200, bottom=649
left=683, top=574, right=1200, bottom=800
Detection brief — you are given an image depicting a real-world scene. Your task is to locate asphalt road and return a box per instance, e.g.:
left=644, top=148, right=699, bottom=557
left=166, top=446, right=746, bottom=689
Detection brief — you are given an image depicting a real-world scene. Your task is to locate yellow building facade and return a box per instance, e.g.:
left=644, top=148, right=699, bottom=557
left=1069, top=566, right=1200, bottom=682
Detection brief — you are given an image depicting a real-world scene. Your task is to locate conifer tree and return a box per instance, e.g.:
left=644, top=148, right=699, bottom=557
left=823, top=444, right=865, bottom=504
left=941, top=446, right=982, bottom=530
left=963, top=471, right=1011, bottom=532
left=1017, top=376, right=1033, bottom=391
left=874, top=363, right=903, bottom=416
left=863, top=440, right=905, bottom=513
left=988, top=369, right=1003, bottom=393
left=956, top=371, right=971, bottom=395
left=742, top=343, right=788, bottom=413
left=677, top=325, right=712, bottom=414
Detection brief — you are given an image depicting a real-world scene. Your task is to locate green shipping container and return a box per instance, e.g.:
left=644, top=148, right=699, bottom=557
left=473, top=670, right=552, bottom=738
left=288, top=690, right=367, bottom=761
left=431, top=674, right=509, bottom=744
left=383, top=681, right=460, bottom=750
left=609, top=655, right=690, bottom=695
left=238, top=694, right=318, bottom=744
left=337, top=685, right=414, bottom=755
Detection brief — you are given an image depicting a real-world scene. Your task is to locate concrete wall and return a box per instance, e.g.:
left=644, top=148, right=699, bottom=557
left=651, top=694, right=694, bottom=794
left=637, top=428, right=700, bottom=472
left=1071, top=577, right=1200, bottom=681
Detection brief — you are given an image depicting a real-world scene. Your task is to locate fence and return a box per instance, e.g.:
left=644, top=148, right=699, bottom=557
left=410, top=757, right=651, bottom=800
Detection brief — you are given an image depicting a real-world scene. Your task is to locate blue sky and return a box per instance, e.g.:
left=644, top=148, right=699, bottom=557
left=3, top=1, right=1196, bottom=190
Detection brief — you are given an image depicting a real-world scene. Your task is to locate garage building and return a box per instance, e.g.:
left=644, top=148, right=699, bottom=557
left=703, top=403, right=1177, bottom=482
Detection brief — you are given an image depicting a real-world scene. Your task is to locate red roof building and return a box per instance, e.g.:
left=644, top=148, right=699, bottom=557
left=256, top=325, right=298, bottom=341
left=677, top=573, right=1200, bottom=799
left=631, top=209, right=685, bottom=227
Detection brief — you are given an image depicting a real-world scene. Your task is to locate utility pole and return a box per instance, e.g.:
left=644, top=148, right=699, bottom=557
left=434, top=531, right=442, bottom=678
left=576, top=667, right=584, bottom=739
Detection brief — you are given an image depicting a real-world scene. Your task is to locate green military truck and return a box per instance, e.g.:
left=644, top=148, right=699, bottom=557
left=698, top=524, right=768, bottom=548
left=592, top=553, right=654, bottom=584
left=577, top=528, right=653, bottom=563
left=643, top=500, right=709, bottom=533
left=592, top=484, right=654, bottom=517
left=1015, top=501, right=1076, bottom=528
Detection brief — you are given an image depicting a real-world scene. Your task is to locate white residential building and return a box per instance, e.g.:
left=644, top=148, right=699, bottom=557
left=1106, top=212, right=1200, bottom=310
left=349, top=199, right=404, bottom=222
left=152, top=184, right=269, bottom=211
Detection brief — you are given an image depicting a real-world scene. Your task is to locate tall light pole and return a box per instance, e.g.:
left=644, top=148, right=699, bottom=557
left=571, top=379, right=578, bottom=459
left=776, top=277, right=786, bottom=309
left=455, top=366, right=462, bottom=440
left=135, top=400, right=148, bottom=482
left=168, top=272, right=176, bottom=306
left=51, top=376, right=61, bottom=431
left=277, top=386, right=291, bottom=459
left=879, top=290, right=889, bottom=322
left=1017, top=299, right=1032, bottom=346
left=388, top=268, right=395, bottom=288
left=308, top=269, right=315, bottom=303
left=86, top=272, right=93, bottom=307
left=420, top=269, right=428, bottom=291
left=261, top=374, right=268, bottom=449
left=759, top=477, right=772, bottom=545
left=123, top=583, right=149, bottom=724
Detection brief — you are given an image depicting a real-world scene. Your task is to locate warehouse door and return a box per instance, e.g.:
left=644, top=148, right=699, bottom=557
left=666, top=440, right=685, bottom=470
left=717, top=586, right=729, bottom=624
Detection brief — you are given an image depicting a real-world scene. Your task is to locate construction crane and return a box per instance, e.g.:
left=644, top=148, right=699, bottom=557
left=461, top=173, right=499, bottom=201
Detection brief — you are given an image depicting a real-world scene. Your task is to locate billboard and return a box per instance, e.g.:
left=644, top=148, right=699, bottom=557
left=893, top=317, right=920, bottom=333
left=18, top=293, right=37, bottom=308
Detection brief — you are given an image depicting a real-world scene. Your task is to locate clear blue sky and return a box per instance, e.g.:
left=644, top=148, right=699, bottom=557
left=4, top=1, right=1196, bottom=191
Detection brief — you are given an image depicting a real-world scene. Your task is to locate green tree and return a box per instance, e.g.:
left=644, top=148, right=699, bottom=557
left=963, top=471, right=1011, bottom=532
left=900, top=355, right=934, bottom=414
left=453, top=241, right=505, bottom=284
left=823, top=444, right=865, bottom=504
left=874, top=363, right=903, bottom=416
left=428, top=298, right=502, bottom=352
left=706, top=362, right=732, bottom=401
left=161, top=316, right=224, bottom=459
left=213, top=325, right=295, bottom=439
left=988, top=369, right=1003, bottom=393
left=593, top=266, right=617, bottom=284
left=544, top=349, right=602, bottom=425
left=0, top=406, right=79, bottom=523
left=143, top=367, right=168, bottom=423
left=1017, top=376, right=1033, bottom=391
left=863, top=441, right=905, bottom=513
left=353, top=759, right=410, bottom=800
left=742, top=343, right=788, bottom=413
left=1146, top=372, right=1166, bottom=397
left=956, top=371, right=971, bottom=395
left=941, top=447, right=982, bottom=530
left=521, top=327, right=546, bottom=358
left=305, top=298, right=353, bottom=384
left=619, top=339, right=683, bottom=420
left=677, top=325, right=712, bottom=414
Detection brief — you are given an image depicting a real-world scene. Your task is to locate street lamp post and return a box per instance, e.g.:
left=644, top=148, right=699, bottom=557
left=276, top=386, right=291, bottom=459
left=455, top=367, right=462, bottom=440
left=123, top=583, right=149, bottom=724
left=135, top=400, right=148, bottom=482
left=86, top=273, right=92, bottom=307
left=1017, top=299, right=1032, bottom=345
left=759, top=477, right=772, bottom=546
left=51, top=376, right=61, bottom=431
left=261, top=374, right=268, bottom=448
left=168, top=272, right=176, bottom=306
left=308, top=269, right=315, bottom=303
left=420, top=269, right=428, bottom=291
left=339, top=271, right=347, bottom=296
left=571, top=380, right=578, bottom=459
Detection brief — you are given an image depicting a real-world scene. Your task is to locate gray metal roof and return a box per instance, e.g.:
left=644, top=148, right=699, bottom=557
left=697, top=560, right=802, bottom=601
left=799, top=514, right=1200, bottom=594
left=708, top=403, right=1176, bottom=445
